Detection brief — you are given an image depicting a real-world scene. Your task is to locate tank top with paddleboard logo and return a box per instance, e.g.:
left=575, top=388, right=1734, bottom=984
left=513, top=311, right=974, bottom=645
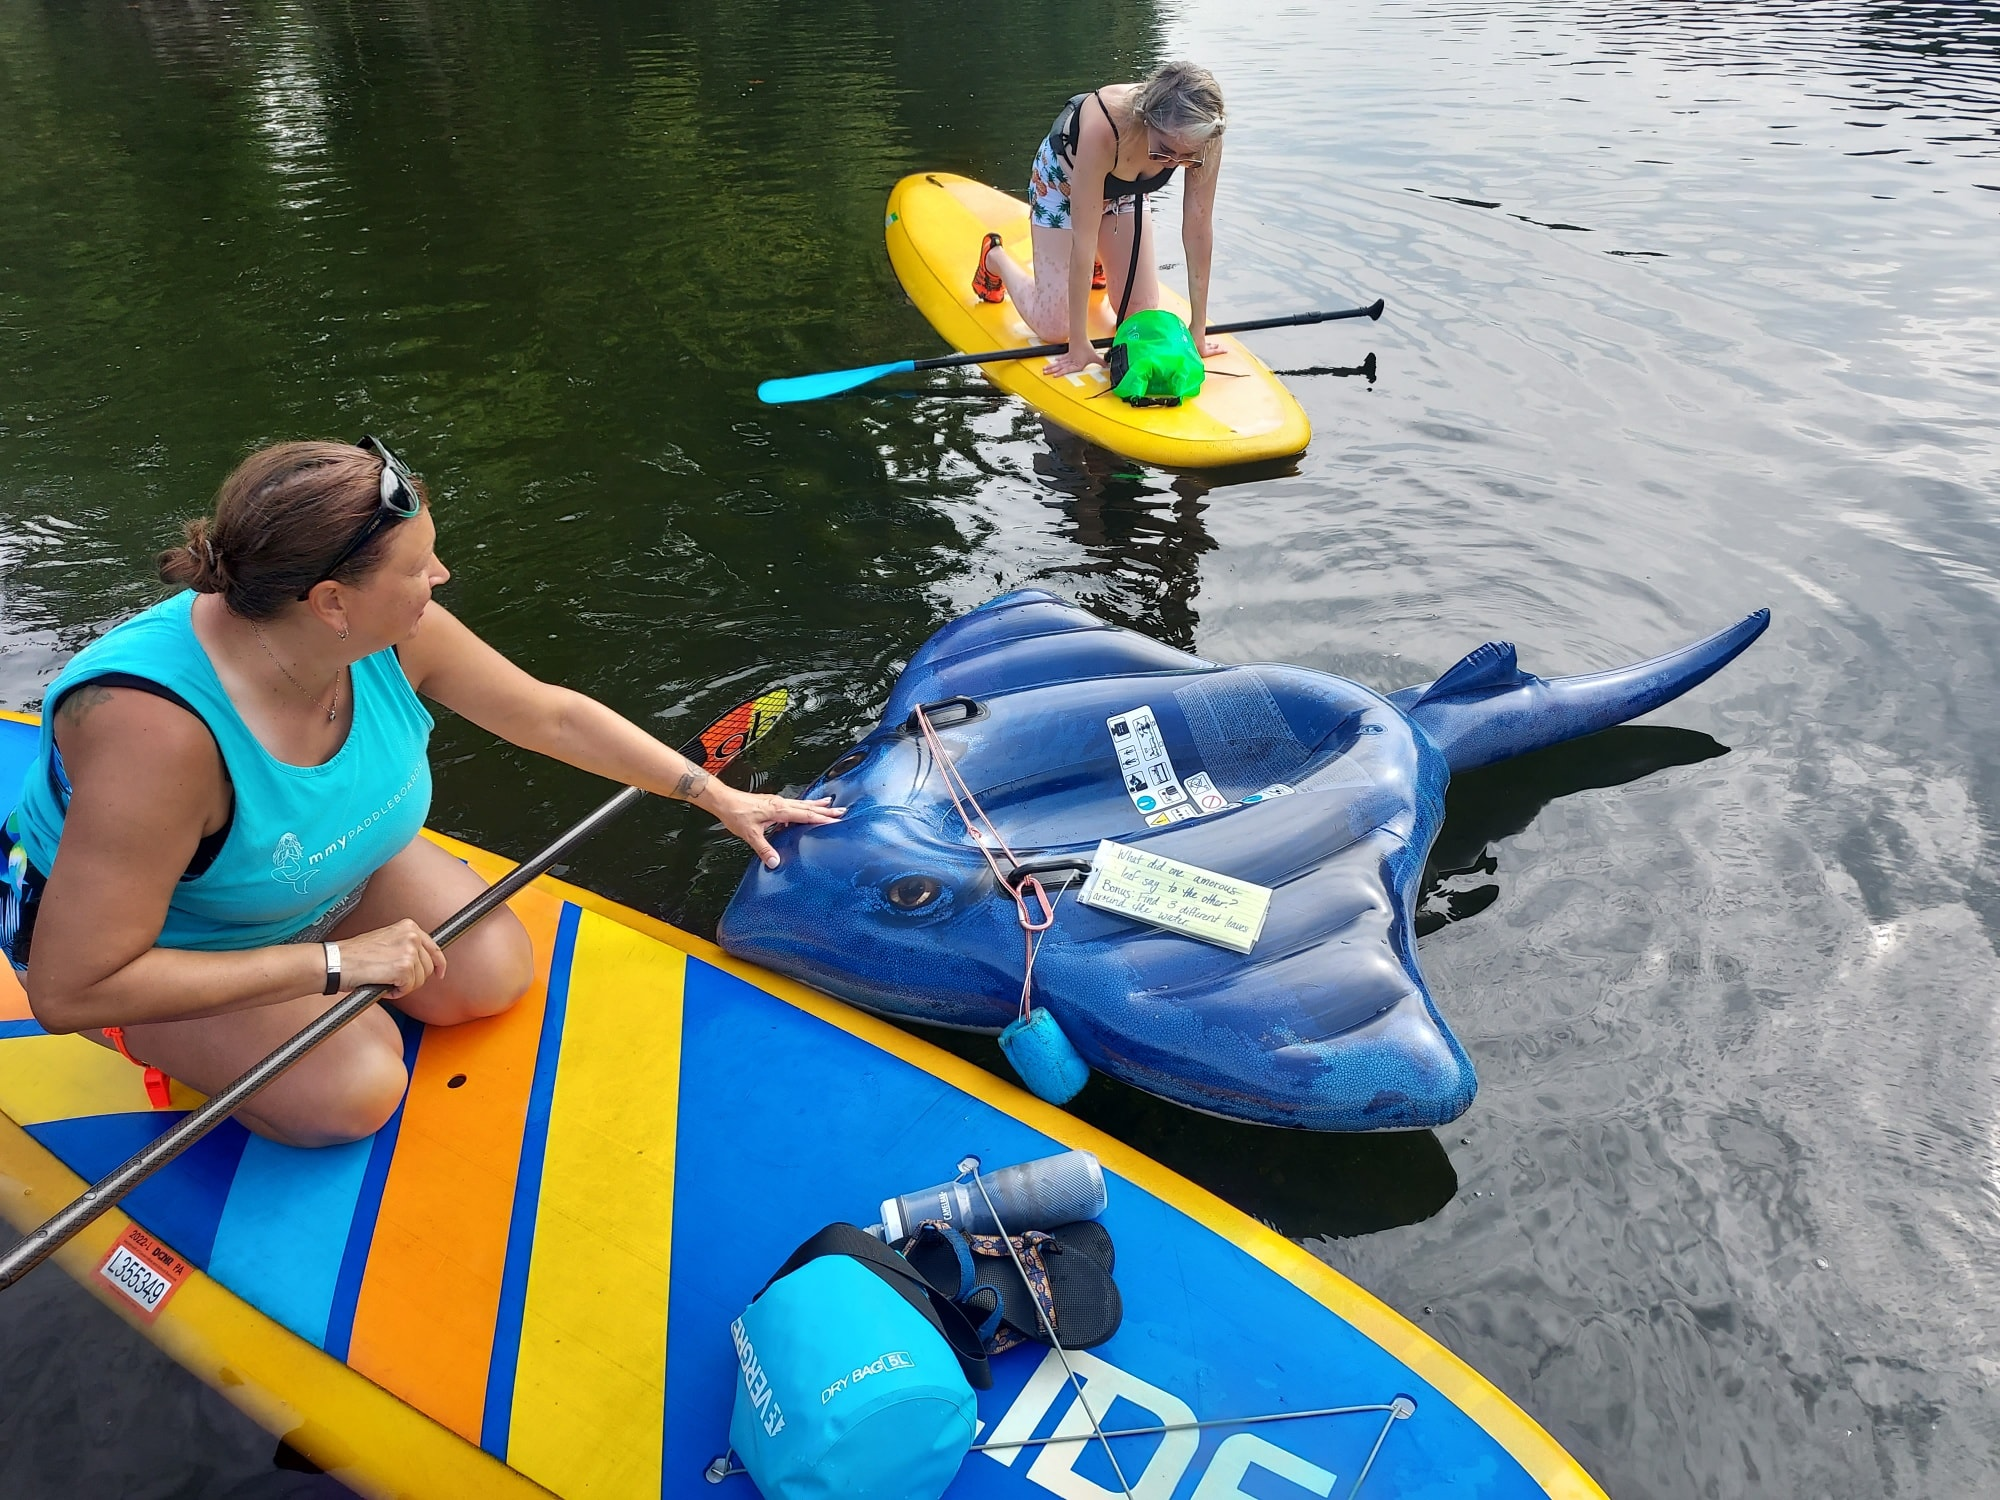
left=9, top=590, right=433, bottom=952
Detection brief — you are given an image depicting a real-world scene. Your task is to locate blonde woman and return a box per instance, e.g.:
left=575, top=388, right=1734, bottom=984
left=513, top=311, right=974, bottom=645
left=973, top=62, right=1227, bottom=377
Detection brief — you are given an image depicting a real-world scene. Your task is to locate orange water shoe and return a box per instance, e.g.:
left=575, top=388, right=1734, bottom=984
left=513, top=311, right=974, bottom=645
left=972, top=233, right=1006, bottom=304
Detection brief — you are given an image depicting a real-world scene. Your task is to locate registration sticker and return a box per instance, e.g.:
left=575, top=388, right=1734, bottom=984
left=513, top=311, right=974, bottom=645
left=95, top=1224, right=190, bottom=1321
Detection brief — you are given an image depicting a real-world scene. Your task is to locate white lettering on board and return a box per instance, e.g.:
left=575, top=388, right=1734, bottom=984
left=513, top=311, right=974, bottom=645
left=982, top=1347, right=1198, bottom=1499
left=1189, top=1433, right=1336, bottom=1499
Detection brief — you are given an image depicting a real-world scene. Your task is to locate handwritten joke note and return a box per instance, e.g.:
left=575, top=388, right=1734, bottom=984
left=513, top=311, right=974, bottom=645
left=1078, top=840, right=1273, bottom=954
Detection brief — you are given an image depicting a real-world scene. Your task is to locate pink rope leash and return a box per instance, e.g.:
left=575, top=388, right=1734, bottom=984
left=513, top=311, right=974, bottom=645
left=914, top=703, right=1055, bottom=1020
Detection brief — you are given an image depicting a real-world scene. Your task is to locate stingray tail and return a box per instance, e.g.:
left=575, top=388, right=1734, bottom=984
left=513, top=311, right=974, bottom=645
left=1389, top=609, right=1770, bottom=772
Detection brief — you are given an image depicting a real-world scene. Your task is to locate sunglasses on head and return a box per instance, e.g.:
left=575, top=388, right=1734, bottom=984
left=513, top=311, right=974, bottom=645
left=300, top=435, right=422, bottom=599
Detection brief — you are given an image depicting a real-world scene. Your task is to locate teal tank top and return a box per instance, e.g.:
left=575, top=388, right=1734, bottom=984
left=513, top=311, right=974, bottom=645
left=11, top=591, right=433, bottom=952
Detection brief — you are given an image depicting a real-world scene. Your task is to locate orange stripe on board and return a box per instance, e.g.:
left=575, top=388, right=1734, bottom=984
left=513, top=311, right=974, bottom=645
left=342, top=879, right=564, bottom=1442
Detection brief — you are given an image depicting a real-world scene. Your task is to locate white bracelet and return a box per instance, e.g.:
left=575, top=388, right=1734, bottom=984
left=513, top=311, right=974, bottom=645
left=321, top=941, right=342, bottom=996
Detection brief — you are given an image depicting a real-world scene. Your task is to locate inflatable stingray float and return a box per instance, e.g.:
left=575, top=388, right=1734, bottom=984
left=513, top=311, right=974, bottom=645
left=720, top=592, right=1768, bottom=1130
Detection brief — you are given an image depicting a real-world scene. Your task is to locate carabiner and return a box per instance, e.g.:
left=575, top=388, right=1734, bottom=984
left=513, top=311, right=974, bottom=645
left=1011, top=874, right=1056, bottom=933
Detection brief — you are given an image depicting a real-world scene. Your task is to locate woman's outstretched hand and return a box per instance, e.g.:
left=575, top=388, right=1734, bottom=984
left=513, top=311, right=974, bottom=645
left=1044, top=343, right=1106, bottom=378
left=701, top=783, right=844, bottom=869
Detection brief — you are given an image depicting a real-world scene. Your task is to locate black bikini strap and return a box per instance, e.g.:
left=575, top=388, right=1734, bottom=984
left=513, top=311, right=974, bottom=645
left=1116, top=191, right=1144, bottom=327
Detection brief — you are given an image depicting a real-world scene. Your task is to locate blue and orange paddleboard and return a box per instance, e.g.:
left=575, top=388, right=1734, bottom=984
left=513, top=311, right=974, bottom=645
left=0, top=709, right=1601, bottom=1499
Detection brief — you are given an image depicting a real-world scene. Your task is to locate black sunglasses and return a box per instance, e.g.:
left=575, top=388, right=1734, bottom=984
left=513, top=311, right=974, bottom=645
left=300, top=435, right=423, bottom=599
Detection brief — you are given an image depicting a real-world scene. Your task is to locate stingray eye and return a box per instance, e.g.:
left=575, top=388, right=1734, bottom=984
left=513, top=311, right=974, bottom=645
left=884, top=875, right=942, bottom=911
left=825, top=747, right=869, bottom=779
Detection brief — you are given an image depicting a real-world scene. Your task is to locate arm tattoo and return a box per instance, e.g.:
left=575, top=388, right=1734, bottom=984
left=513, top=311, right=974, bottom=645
left=673, top=766, right=711, bottom=803
left=55, top=683, right=116, bottom=729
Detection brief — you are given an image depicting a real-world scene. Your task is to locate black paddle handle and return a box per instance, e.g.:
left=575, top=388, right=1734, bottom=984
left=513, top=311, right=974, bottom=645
left=0, top=785, right=646, bottom=1292
left=909, top=298, right=1385, bottom=373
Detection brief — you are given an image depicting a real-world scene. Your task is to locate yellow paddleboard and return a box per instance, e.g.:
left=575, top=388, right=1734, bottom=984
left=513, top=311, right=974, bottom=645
left=886, top=172, right=1313, bottom=469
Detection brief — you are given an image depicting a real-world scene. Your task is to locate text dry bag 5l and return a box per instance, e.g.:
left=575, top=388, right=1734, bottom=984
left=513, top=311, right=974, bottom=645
left=727, top=1223, right=986, bottom=1499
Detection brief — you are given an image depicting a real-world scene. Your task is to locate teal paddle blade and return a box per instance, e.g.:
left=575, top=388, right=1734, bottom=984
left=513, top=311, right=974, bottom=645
left=757, top=360, right=918, bottom=405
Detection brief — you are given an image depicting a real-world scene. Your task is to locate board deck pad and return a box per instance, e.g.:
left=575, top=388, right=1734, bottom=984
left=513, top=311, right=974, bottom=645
left=885, top=173, right=1314, bottom=469
left=0, top=711, right=1600, bottom=1499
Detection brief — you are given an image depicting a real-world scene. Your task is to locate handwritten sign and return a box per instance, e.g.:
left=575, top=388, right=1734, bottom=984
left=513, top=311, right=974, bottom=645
left=1077, top=840, right=1272, bottom=954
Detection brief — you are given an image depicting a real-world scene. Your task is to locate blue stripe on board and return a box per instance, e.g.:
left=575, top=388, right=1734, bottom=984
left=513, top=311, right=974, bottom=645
left=0, top=1019, right=45, bottom=1039
left=206, top=1131, right=374, bottom=1348
left=26, top=1112, right=250, bottom=1270
left=480, top=899, right=581, bottom=1461
left=322, top=1012, right=423, bottom=1362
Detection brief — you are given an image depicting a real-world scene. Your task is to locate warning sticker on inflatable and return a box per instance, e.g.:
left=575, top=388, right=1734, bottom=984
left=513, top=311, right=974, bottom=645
left=1107, top=709, right=1248, bottom=826
left=1242, top=783, right=1296, bottom=804
left=1184, top=772, right=1229, bottom=814
left=1106, top=706, right=1190, bottom=819
left=1107, top=710, right=1244, bottom=825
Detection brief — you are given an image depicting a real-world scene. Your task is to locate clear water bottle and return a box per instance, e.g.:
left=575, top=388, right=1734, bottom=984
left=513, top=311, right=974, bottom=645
left=877, top=1149, right=1106, bottom=1242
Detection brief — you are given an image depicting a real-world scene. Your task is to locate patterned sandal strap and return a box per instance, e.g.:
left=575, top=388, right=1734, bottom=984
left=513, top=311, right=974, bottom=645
left=968, top=1229, right=1060, bottom=1343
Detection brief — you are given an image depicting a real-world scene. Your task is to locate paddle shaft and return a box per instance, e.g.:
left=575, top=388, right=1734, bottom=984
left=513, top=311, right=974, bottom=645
left=909, top=299, right=1385, bottom=374
left=0, top=785, right=644, bottom=1291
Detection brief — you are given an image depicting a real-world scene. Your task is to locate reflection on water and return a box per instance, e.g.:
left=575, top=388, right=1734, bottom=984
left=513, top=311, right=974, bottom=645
left=4, top=0, right=2000, bottom=1496
left=1419, top=726, right=1730, bottom=935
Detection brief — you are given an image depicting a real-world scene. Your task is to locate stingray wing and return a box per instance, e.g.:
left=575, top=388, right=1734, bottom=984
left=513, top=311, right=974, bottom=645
left=1028, top=701, right=1479, bottom=1131
left=881, top=591, right=1209, bottom=729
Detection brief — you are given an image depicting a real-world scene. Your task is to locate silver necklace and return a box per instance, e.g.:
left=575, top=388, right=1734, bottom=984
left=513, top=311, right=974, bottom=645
left=252, top=625, right=340, bottom=723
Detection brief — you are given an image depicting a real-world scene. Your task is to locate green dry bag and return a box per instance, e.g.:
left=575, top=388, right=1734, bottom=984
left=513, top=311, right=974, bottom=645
left=1107, top=308, right=1206, bottom=407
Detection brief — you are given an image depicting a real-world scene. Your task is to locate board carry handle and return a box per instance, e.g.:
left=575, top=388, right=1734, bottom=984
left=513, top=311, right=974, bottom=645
left=0, top=688, right=790, bottom=1293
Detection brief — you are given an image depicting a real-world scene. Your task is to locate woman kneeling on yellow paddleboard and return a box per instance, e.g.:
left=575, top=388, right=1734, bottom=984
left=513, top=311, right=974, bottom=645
left=973, top=61, right=1227, bottom=378
left=0, top=439, right=840, bottom=1147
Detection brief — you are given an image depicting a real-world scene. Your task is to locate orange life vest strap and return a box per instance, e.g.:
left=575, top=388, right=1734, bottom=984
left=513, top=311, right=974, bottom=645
left=102, top=1026, right=174, bottom=1110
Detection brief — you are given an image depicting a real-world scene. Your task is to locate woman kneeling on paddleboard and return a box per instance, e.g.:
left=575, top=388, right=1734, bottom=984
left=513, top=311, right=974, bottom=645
left=973, top=61, right=1227, bottom=377
left=0, top=439, right=840, bottom=1147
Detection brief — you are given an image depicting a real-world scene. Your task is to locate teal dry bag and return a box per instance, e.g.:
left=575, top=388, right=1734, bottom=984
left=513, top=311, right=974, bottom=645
left=1107, top=308, right=1206, bottom=406
left=727, top=1223, right=987, bottom=1499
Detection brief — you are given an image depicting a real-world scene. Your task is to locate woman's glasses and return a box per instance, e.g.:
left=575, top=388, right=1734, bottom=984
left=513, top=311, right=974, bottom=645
left=1147, top=139, right=1206, bottom=169
left=300, top=435, right=423, bottom=598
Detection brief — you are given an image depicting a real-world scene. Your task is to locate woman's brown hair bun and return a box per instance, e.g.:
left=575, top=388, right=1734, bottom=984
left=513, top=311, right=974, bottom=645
left=158, top=517, right=233, bottom=596
left=155, top=440, right=426, bottom=621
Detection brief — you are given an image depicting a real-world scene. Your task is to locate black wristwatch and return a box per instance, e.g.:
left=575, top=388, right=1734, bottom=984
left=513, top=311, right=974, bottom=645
left=321, top=941, right=342, bottom=996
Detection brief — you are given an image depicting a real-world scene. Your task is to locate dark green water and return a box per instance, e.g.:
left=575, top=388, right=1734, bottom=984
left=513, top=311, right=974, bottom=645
left=4, top=1, right=2000, bottom=1496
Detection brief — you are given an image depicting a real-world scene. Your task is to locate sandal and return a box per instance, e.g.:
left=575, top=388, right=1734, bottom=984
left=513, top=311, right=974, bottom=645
left=967, top=1221, right=1121, bottom=1352
left=897, top=1221, right=1003, bottom=1346
left=972, top=232, right=1006, bottom=304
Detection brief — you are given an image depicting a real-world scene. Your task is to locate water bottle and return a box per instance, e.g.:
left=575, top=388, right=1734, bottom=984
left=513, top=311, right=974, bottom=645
left=877, top=1149, right=1106, bottom=1243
